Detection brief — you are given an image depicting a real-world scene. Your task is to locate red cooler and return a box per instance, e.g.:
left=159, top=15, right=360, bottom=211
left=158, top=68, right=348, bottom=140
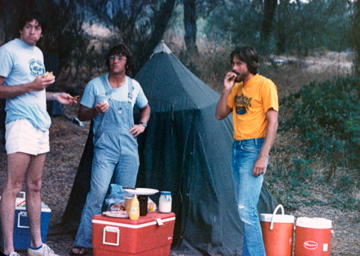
left=260, top=204, right=295, bottom=256
left=92, top=212, right=175, bottom=256
left=295, top=217, right=332, bottom=256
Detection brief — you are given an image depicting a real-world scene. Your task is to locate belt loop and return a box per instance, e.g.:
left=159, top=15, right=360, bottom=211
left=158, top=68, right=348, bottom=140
left=254, top=138, right=258, bottom=145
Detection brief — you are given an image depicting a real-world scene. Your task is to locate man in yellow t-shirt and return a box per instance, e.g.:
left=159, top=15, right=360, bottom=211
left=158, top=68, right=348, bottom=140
left=216, top=46, right=278, bottom=256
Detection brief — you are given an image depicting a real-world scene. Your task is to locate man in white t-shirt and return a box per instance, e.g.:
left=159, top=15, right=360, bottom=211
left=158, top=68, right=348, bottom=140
left=0, top=11, right=76, bottom=256
left=69, top=44, right=150, bottom=255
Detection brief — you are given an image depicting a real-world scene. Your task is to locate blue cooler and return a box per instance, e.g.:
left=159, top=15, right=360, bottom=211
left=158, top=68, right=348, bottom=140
left=0, top=192, right=51, bottom=251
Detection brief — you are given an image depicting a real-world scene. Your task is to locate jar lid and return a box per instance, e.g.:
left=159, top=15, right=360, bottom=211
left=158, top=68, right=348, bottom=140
left=160, top=191, right=171, bottom=195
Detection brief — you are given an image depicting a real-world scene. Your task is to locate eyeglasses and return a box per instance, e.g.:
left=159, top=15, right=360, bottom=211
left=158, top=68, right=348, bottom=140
left=108, top=56, right=127, bottom=61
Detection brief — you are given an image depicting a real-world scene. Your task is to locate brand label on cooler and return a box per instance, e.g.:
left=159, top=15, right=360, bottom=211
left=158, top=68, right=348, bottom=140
left=304, top=241, right=318, bottom=250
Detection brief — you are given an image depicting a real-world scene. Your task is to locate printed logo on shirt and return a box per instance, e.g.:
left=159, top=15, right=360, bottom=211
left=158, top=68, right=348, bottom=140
left=235, top=94, right=252, bottom=115
left=29, top=59, right=45, bottom=77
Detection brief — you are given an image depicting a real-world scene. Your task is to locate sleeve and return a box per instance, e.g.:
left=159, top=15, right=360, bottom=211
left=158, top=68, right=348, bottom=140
left=262, top=80, right=279, bottom=113
left=134, top=80, right=148, bottom=108
left=0, top=47, right=13, bottom=79
left=80, top=81, right=97, bottom=109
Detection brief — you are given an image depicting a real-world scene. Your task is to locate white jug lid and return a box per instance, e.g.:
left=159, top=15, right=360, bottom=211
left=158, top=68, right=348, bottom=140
left=260, top=213, right=295, bottom=223
left=296, top=217, right=332, bottom=229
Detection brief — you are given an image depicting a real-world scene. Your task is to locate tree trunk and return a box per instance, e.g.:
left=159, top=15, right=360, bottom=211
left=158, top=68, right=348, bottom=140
left=138, top=0, right=176, bottom=70
left=184, top=0, right=198, bottom=54
left=260, top=0, right=277, bottom=53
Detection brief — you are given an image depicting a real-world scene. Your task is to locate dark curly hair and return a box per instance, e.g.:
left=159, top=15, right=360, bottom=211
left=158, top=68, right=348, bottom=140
left=106, top=44, right=133, bottom=72
left=17, top=11, right=46, bottom=35
left=230, top=46, right=260, bottom=75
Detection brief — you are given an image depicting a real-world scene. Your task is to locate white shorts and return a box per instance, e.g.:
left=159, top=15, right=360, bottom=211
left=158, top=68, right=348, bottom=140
left=5, top=119, right=50, bottom=155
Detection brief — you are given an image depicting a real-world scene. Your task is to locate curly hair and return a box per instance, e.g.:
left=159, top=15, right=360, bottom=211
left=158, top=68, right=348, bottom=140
left=17, top=11, right=46, bottom=35
left=106, top=44, right=133, bottom=72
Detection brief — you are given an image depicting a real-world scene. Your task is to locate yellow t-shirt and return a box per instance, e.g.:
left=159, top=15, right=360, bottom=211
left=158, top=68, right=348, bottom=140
left=227, top=74, right=278, bottom=140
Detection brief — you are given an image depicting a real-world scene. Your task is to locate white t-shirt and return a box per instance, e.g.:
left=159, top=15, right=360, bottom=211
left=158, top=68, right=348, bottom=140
left=0, top=38, right=50, bottom=131
left=81, top=74, right=148, bottom=109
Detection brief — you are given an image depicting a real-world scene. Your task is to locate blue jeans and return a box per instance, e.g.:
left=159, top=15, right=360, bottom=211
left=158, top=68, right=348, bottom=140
left=232, top=138, right=267, bottom=256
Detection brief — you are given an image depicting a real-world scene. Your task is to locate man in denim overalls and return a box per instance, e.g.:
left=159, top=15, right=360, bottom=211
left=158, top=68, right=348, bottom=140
left=70, top=44, right=150, bottom=255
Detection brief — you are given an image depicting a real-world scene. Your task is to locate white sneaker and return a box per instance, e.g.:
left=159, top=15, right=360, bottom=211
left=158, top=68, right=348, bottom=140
left=27, top=244, right=59, bottom=256
left=7, top=253, right=20, bottom=256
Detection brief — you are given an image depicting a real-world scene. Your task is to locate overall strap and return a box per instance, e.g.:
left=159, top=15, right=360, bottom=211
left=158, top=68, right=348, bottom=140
left=100, top=75, right=112, bottom=97
left=100, top=75, right=133, bottom=101
left=127, top=76, right=134, bottom=103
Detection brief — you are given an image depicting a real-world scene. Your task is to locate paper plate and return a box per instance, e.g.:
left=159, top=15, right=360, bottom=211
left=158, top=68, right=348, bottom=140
left=124, top=188, right=159, bottom=195
left=103, top=211, right=129, bottom=218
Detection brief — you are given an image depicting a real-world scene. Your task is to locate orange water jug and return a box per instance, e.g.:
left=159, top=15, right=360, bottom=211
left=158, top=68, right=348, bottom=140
left=260, top=204, right=295, bottom=256
left=294, top=217, right=332, bottom=256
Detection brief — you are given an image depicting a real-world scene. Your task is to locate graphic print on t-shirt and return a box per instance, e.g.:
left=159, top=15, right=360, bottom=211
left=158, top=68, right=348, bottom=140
left=29, top=59, right=45, bottom=77
left=235, top=94, right=252, bottom=115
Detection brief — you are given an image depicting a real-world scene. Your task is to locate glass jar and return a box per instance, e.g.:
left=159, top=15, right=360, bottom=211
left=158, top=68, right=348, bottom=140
left=159, top=191, right=172, bottom=213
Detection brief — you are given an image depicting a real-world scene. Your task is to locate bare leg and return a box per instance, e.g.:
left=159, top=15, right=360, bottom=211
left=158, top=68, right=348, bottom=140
left=26, top=153, right=47, bottom=248
left=0, top=152, right=31, bottom=254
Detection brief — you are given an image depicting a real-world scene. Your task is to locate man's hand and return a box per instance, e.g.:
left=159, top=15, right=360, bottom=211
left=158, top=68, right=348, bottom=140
left=129, top=124, right=146, bottom=137
left=224, top=71, right=238, bottom=91
left=52, top=92, right=78, bottom=105
left=30, top=75, right=55, bottom=91
left=252, top=109, right=278, bottom=177
left=94, top=101, right=109, bottom=114
left=252, top=155, right=268, bottom=177
left=215, top=72, right=235, bottom=120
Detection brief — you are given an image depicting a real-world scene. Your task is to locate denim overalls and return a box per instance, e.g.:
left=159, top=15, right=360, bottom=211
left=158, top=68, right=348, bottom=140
left=75, top=76, right=139, bottom=248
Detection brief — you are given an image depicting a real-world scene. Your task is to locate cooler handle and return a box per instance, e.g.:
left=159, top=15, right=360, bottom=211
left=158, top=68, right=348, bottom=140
left=103, top=226, right=120, bottom=246
left=270, top=204, right=284, bottom=230
left=156, top=218, right=164, bottom=226
left=17, top=211, right=30, bottom=229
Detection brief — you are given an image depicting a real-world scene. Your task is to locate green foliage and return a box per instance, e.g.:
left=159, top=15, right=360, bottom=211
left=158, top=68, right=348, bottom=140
left=202, top=0, right=354, bottom=56
left=352, top=0, right=360, bottom=76
left=290, top=157, right=314, bottom=182
left=274, top=0, right=353, bottom=55
left=272, top=187, right=300, bottom=210
left=283, top=77, right=360, bottom=170
left=332, top=196, right=360, bottom=211
left=267, top=77, right=360, bottom=211
left=333, top=176, right=355, bottom=193
left=83, top=0, right=177, bottom=74
left=203, top=0, right=263, bottom=50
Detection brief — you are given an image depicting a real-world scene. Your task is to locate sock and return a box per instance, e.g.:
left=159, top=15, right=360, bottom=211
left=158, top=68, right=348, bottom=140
left=29, top=244, right=43, bottom=250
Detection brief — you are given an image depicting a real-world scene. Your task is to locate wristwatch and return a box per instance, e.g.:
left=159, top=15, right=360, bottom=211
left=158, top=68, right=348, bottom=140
left=140, top=122, right=147, bottom=128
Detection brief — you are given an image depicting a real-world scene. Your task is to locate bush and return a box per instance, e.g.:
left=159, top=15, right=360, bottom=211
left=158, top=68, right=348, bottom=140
left=283, top=77, right=360, bottom=176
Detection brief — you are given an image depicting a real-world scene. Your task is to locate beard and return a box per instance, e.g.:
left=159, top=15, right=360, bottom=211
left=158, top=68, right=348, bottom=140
left=234, top=70, right=249, bottom=83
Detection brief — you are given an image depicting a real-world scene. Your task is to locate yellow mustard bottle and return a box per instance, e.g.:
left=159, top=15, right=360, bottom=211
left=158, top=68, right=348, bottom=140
left=129, top=194, right=140, bottom=220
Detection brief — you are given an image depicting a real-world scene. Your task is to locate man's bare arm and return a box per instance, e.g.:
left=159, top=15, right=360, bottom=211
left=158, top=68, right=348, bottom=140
left=0, top=75, right=55, bottom=99
left=215, top=71, right=237, bottom=120
left=252, top=109, right=278, bottom=177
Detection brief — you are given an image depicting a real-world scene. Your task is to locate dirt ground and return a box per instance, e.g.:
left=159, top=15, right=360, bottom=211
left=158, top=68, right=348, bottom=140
left=0, top=51, right=359, bottom=255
